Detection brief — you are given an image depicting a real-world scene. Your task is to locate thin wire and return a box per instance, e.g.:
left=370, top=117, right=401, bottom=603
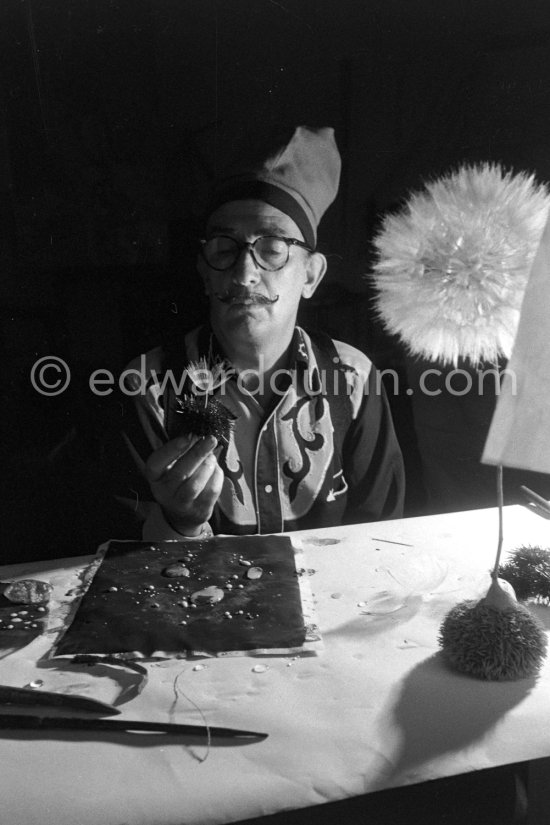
left=25, top=0, right=49, bottom=146
left=170, top=668, right=211, bottom=762
left=492, top=464, right=504, bottom=578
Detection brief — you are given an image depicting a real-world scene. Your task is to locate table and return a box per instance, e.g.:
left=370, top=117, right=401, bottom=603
left=1, top=505, right=549, bottom=825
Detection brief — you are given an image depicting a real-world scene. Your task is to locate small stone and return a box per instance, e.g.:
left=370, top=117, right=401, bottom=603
left=246, top=567, right=263, bottom=580
left=331, top=592, right=343, bottom=599
left=357, top=601, right=367, bottom=608
left=226, top=583, right=233, bottom=590
left=11, top=617, right=23, bottom=623
left=192, top=664, right=207, bottom=671
left=162, top=563, right=190, bottom=578
left=238, top=584, right=244, bottom=589
left=178, top=599, right=189, bottom=608
left=251, top=664, right=269, bottom=673
left=107, top=586, right=118, bottom=592
left=180, top=620, right=187, bottom=625
left=239, top=559, right=252, bottom=567
left=27, top=680, right=44, bottom=688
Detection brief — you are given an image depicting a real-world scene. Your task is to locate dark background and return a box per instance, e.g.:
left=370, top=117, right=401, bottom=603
left=2, top=0, right=550, bottom=553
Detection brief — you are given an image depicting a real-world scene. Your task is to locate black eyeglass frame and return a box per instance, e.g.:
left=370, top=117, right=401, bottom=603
left=199, top=235, right=313, bottom=272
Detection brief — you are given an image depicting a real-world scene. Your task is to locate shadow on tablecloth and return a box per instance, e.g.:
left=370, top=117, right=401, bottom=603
left=380, top=652, right=535, bottom=783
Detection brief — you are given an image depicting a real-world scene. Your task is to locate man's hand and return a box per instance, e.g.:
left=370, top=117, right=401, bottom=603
left=145, top=435, right=224, bottom=536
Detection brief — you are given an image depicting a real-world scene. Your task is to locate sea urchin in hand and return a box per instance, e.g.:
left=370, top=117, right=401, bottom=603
left=173, top=357, right=236, bottom=444
left=439, top=578, right=548, bottom=681
left=498, top=545, right=550, bottom=601
left=174, top=395, right=235, bottom=445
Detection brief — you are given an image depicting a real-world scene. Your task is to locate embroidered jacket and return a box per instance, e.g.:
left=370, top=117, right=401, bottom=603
left=111, top=326, right=404, bottom=540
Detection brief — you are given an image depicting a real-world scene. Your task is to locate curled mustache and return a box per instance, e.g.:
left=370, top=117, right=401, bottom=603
left=213, top=290, right=280, bottom=305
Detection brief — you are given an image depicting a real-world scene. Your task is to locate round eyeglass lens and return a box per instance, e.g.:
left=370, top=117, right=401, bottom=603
left=254, top=237, right=288, bottom=270
left=204, top=237, right=239, bottom=270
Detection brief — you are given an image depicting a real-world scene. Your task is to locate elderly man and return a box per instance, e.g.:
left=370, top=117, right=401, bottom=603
left=113, top=126, right=404, bottom=541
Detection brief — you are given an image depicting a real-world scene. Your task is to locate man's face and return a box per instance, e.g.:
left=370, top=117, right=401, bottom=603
left=198, top=200, right=326, bottom=349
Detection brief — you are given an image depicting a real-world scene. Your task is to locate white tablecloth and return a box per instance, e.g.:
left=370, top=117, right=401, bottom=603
left=0, top=505, right=549, bottom=825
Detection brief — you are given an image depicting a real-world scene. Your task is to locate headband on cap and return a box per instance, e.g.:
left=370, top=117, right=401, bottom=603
left=206, top=126, right=341, bottom=249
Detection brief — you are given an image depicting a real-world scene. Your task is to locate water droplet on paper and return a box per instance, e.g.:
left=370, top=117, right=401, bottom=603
left=191, top=586, right=224, bottom=605
left=162, top=563, right=190, bottom=578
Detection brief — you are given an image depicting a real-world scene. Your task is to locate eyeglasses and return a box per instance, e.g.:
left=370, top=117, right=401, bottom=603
left=200, top=235, right=312, bottom=272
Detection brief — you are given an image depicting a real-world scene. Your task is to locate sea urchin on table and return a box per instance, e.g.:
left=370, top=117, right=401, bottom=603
left=498, top=545, right=550, bottom=602
left=439, top=578, right=548, bottom=681
left=439, top=467, right=548, bottom=681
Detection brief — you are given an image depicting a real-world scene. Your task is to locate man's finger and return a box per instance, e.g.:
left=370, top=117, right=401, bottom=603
left=146, top=435, right=216, bottom=482
left=164, top=460, right=225, bottom=530
left=174, top=453, right=220, bottom=500
left=191, top=463, right=225, bottom=512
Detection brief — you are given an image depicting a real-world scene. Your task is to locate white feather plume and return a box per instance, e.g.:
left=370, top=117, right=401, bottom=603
left=185, top=357, right=232, bottom=394
left=371, top=164, right=550, bottom=365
